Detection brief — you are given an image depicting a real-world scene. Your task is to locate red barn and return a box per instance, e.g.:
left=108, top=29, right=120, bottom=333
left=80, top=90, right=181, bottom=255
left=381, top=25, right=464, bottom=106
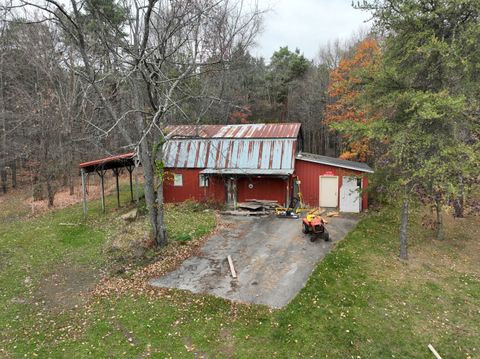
left=162, top=123, right=373, bottom=212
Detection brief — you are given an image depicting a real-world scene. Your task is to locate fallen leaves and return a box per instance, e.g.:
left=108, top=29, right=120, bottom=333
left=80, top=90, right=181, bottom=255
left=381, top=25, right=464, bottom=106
left=90, top=212, right=222, bottom=300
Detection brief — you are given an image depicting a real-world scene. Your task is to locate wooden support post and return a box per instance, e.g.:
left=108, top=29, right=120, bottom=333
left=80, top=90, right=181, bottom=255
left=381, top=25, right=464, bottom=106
left=127, top=166, right=134, bottom=203
left=97, top=168, right=106, bottom=213
left=81, top=169, right=88, bottom=216
left=286, top=176, right=291, bottom=208
left=134, top=163, right=139, bottom=205
left=113, top=168, right=120, bottom=208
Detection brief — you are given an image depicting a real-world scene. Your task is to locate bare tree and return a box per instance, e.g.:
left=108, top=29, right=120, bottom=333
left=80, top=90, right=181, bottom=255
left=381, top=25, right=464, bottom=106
left=8, top=0, right=261, bottom=245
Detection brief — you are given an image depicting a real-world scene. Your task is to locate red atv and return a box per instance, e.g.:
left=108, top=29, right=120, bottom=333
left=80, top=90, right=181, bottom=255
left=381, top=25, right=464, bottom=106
left=302, top=213, right=330, bottom=242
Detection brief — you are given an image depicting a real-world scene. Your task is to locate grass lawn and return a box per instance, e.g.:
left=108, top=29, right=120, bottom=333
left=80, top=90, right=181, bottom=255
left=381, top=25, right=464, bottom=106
left=1, top=187, right=479, bottom=358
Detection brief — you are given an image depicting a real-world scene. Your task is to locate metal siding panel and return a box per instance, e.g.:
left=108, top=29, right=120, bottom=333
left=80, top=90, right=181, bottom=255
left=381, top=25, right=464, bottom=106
left=249, top=141, right=261, bottom=168
left=186, top=141, right=195, bottom=166
left=176, top=142, right=188, bottom=167
left=198, top=141, right=206, bottom=167
left=208, top=141, right=217, bottom=168
left=283, top=141, right=294, bottom=169
left=260, top=141, right=271, bottom=169
left=184, top=142, right=191, bottom=168
left=216, top=140, right=227, bottom=168
left=271, top=141, right=283, bottom=169
left=163, top=138, right=296, bottom=171
left=231, top=141, right=240, bottom=168
left=163, top=142, right=172, bottom=167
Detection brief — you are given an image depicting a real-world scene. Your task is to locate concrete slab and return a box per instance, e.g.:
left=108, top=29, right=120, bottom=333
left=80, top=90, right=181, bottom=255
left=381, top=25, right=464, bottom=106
left=150, top=214, right=360, bottom=308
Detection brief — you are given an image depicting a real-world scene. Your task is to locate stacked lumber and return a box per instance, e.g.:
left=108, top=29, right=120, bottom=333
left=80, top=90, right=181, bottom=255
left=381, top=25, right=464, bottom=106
left=221, top=199, right=279, bottom=216
left=241, top=199, right=278, bottom=211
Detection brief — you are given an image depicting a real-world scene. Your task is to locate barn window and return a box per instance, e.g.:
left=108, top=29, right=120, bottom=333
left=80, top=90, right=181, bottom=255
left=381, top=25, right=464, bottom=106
left=199, top=174, right=209, bottom=187
left=173, top=174, right=183, bottom=186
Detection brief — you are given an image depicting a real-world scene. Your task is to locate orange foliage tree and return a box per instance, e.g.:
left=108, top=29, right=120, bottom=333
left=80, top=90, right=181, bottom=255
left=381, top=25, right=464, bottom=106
left=325, top=38, right=382, bottom=161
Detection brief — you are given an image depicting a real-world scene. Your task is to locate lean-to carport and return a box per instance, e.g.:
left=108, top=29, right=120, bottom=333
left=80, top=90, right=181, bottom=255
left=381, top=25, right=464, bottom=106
left=79, top=152, right=138, bottom=215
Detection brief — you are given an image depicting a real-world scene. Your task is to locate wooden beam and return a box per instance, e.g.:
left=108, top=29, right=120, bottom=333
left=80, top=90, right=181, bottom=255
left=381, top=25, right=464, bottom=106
left=227, top=255, right=237, bottom=278
left=81, top=168, right=88, bottom=216
left=96, top=168, right=106, bottom=213
left=127, top=166, right=134, bottom=203
left=113, top=168, right=120, bottom=208
left=428, top=344, right=443, bottom=359
left=134, top=159, right=140, bottom=205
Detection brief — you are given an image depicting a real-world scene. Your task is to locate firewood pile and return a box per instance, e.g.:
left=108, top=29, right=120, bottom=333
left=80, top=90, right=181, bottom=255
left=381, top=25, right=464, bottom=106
left=221, top=199, right=279, bottom=216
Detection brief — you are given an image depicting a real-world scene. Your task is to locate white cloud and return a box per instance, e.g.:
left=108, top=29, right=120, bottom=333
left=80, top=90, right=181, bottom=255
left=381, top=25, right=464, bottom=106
left=251, top=0, right=371, bottom=60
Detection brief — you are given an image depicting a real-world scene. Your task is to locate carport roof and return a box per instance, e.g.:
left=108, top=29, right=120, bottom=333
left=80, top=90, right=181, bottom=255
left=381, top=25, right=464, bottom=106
left=296, top=152, right=374, bottom=173
left=79, top=152, right=136, bottom=173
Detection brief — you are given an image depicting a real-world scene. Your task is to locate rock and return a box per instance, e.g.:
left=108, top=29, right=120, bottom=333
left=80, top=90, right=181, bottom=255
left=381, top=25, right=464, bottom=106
left=121, top=209, right=138, bottom=222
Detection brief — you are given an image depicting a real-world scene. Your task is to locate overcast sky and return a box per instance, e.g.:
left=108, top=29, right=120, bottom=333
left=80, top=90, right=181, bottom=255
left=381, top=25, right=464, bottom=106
left=251, top=0, right=372, bottom=61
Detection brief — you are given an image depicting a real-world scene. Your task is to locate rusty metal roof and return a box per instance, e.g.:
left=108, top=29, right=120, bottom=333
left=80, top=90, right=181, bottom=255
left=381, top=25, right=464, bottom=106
left=79, top=152, right=136, bottom=173
left=165, top=123, right=301, bottom=139
left=163, top=138, right=297, bottom=173
left=201, top=168, right=293, bottom=175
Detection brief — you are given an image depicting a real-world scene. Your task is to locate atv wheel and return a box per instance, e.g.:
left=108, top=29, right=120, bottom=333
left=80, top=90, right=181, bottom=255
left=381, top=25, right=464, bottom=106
left=302, top=223, right=309, bottom=234
left=323, top=231, right=330, bottom=241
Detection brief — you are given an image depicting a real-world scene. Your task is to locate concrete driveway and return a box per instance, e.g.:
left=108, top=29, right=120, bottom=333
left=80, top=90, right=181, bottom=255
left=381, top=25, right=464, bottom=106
left=150, top=214, right=360, bottom=308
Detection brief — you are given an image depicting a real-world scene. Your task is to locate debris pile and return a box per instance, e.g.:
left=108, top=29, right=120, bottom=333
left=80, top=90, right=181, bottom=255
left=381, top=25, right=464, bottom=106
left=221, top=199, right=279, bottom=216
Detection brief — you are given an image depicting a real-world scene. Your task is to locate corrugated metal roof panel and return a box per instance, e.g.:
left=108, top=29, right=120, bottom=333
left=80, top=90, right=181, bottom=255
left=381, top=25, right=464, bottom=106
left=296, top=152, right=374, bottom=173
left=164, top=138, right=296, bottom=171
left=165, top=123, right=301, bottom=139
left=79, top=152, right=136, bottom=169
left=200, top=168, right=294, bottom=176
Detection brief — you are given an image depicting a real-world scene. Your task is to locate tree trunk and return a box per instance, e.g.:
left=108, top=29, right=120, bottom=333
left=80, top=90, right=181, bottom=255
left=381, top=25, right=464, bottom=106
left=155, top=145, right=167, bottom=247
left=399, top=191, right=409, bottom=260
left=435, top=199, right=444, bottom=241
left=130, top=68, right=168, bottom=247
left=453, top=177, right=465, bottom=218
left=11, top=160, right=16, bottom=188
left=0, top=166, right=6, bottom=193
left=139, top=140, right=167, bottom=247
left=32, top=173, right=44, bottom=201
left=46, top=178, right=55, bottom=207
left=69, top=174, right=75, bottom=195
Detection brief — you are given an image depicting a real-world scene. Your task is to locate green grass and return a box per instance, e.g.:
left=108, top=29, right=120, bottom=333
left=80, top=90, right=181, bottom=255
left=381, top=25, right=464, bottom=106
left=1, top=188, right=479, bottom=358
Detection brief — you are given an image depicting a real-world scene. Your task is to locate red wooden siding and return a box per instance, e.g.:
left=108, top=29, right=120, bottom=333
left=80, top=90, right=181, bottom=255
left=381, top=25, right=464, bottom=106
left=164, top=160, right=369, bottom=210
left=237, top=177, right=288, bottom=206
left=295, top=159, right=369, bottom=210
left=163, top=168, right=225, bottom=203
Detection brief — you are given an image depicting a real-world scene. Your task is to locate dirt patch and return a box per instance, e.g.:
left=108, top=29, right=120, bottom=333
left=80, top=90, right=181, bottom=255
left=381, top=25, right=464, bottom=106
left=111, top=320, right=139, bottom=345
left=218, top=327, right=236, bottom=358
left=36, top=262, right=100, bottom=313
left=183, top=336, right=210, bottom=358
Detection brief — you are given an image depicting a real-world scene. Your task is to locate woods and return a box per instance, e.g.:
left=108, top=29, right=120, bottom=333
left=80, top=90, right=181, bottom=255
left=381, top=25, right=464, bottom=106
left=1, top=1, right=480, bottom=358
left=1, top=0, right=479, bottom=256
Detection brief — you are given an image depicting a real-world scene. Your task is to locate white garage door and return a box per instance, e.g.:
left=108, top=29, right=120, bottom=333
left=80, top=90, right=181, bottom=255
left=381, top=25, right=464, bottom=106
left=340, top=176, right=361, bottom=213
left=319, top=176, right=338, bottom=207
